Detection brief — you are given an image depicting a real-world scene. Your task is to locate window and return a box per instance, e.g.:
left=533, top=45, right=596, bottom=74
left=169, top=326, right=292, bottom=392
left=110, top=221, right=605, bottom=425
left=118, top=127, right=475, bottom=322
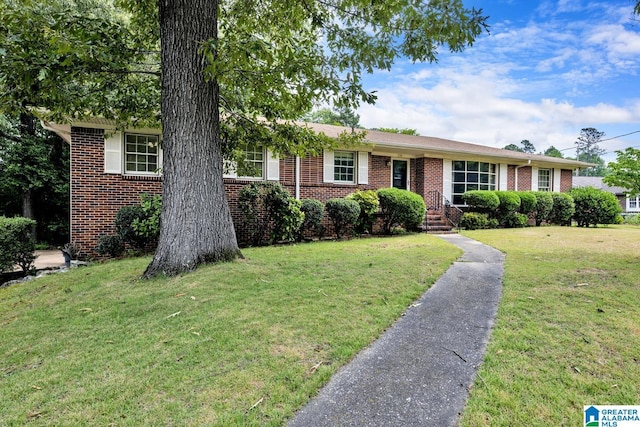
left=125, top=134, right=159, bottom=173
left=538, top=169, right=551, bottom=191
left=334, top=151, right=356, bottom=183
left=452, top=160, right=496, bottom=205
left=627, top=196, right=640, bottom=212
left=237, top=144, right=264, bottom=178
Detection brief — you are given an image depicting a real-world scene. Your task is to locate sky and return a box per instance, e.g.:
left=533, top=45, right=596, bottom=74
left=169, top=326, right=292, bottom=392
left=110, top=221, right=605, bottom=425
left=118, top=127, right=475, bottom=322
left=357, top=0, right=640, bottom=163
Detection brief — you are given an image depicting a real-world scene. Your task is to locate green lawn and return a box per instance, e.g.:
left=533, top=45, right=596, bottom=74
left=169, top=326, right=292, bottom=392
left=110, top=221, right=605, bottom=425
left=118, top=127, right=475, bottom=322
left=0, top=235, right=460, bottom=426
left=459, top=226, right=640, bottom=426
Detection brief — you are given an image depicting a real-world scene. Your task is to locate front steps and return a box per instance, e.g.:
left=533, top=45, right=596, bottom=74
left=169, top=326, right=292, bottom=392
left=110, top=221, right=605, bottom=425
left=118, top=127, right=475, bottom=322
left=423, top=211, right=456, bottom=234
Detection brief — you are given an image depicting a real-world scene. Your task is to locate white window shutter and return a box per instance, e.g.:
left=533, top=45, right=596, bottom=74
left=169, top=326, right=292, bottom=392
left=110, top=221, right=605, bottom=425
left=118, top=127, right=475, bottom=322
left=104, top=132, right=122, bottom=174
left=266, top=149, right=280, bottom=181
left=553, top=168, right=561, bottom=191
left=499, top=163, right=508, bottom=190
left=442, top=160, right=452, bottom=202
left=323, top=150, right=334, bottom=183
left=357, top=152, right=369, bottom=184
left=531, top=167, right=539, bottom=191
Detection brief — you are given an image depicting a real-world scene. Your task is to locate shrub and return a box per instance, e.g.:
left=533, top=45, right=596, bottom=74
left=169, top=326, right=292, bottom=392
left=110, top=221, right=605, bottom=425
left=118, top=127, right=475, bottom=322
left=238, top=182, right=303, bottom=245
left=569, top=187, right=623, bottom=227
left=95, top=235, right=125, bottom=258
left=325, top=198, right=360, bottom=239
left=494, top=191, right=521, bottom=226
left=461, top=191, right=500, bottom=212
left=503, top=212, right=529, bottom=228
left=114, top=205, right=148, bottom=250
left=0, top=216, right=36, bottom=275
left=297, top=199, right=324, bottom=241
left=531, top=191, right=554, bottom=226
left=346, top=190, right=380, bottom=234
left=624, top=214, right=640, bottom=225
left=548, top=193, right=575, bottom=226
left=518, top=191, right=537, bottom=215
left=460, top=212, right=489, bottom=230
left=377, top=188, right=426, bottom=234
left=132, top=194, right=162, bottom=241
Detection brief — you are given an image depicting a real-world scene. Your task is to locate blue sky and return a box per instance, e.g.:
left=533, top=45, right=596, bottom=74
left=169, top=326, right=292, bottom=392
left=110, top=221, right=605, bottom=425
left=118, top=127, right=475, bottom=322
left=357, top=0, right=640, bottom=162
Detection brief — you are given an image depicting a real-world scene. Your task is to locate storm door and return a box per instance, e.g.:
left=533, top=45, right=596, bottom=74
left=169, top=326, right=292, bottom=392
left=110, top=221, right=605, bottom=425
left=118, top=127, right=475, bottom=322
left=392, top=160, right=408, bottom=190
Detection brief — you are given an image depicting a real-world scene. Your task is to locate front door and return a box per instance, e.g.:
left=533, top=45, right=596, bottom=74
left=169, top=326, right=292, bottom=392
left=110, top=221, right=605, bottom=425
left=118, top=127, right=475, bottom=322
left=392, top=160, right=408, bottom=190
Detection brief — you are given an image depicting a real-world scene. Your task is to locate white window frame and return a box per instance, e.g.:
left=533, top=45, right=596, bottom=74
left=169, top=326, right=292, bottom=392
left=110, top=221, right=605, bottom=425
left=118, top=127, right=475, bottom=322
left=451, top=160, right=497, bottom=205
left=538, top=168, right=552, bottom=192
left=627, top=195, right=640, bottom=212
left=333, top=151, right=356, bottom=184
left=237, top=144, right=265, bottom=179
left=124, top=133, right=161, bottom=176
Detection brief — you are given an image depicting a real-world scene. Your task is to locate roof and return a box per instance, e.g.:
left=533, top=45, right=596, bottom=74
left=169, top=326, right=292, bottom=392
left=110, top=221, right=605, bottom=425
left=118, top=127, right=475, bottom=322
left=302, top=122, right=593, bottom=169
left=572, top=176, right=627, bottom=194
left=44, top=117, right=593, bottom=170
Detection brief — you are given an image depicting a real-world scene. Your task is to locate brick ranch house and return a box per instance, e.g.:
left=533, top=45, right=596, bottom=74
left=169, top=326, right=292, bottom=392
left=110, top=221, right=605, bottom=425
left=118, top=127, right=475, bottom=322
left=44, top=119, right=591, bottom=255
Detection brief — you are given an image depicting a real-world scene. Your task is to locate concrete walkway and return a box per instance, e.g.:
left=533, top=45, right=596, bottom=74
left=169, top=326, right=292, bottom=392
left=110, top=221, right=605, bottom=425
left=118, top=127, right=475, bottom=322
left=288, top=234, right=505, bottom=427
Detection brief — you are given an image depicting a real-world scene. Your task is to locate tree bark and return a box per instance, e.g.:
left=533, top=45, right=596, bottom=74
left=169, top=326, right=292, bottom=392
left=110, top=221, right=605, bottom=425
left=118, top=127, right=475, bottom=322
left=144, top=0, right=242, bottom=277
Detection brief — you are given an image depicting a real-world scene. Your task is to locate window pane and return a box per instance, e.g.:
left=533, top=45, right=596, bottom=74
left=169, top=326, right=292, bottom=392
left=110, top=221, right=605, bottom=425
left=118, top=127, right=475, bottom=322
left=334, top=151, right=355, bottom=182
left=480, top=162, right=489, bottom=173
left=467, top=161, right=479, bottom=171
left=480, top=174, right=489, bottom=184
left=467, top=184, right=478, bottom=191
left=453, top=161, right=465, bottom=171
left=453, top=184, right=466, bottom=194
left=454, top=172, right=466, bottom=182
left=467, top=173, right=478, bottom=183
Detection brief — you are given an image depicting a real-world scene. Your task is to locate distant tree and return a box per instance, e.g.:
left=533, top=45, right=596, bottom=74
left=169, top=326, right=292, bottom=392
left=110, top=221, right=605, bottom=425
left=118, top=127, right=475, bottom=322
left=543, top=146, right=563, bottom=158
left=575, top=128, right=606, bottom=176
left=376, top=128, right=420, bottom=136
left=302, top=107, right=361, bottom=131
left=0, top=115, right=69, bottom=243
left=503, top=140, right=535, bottom=153
left=603, top=147, right=640, bottom=197
left=503, top=143, right=523, bottom=152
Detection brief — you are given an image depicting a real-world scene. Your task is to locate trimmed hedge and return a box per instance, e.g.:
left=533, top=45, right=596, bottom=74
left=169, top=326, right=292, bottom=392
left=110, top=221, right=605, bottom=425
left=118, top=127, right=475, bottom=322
left=548, top=193, right=575, bottom=225
left=569, top=186, right=622, bottom=227
left=297, top=199, right=324, bottom=241
left=377, top=188, right=426, bottom=234
left=518, top=191, right=537, bottom=215
left=460, top=212, right=489, bottom=230
left=0, top=216, right=36, bottom=275
left=325, top=198, right=360, bottom=239
left=346, top=190, right=380, bottom=234
left=531, top=191, right=554, bottom=226
left=461, top=190, right=500, bottom=212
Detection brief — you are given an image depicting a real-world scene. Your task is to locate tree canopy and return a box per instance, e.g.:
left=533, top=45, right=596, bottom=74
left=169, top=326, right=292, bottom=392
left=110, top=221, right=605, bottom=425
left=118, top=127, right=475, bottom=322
left=603, top=147, right=640, bottom=197
left=575, top=127, right=607, bottom=176
left=1, top=0, right=489, bottom=275
left=504, top=140, right=535, bottom=153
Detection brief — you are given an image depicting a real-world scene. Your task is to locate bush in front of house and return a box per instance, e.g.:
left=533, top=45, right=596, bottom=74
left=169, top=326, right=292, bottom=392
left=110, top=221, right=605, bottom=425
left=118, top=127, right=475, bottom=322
left=238, top=181, right=304, bottom=245
left=297, top=198, right=325, bottom=241
left=377, top=188, right=426, bottom=234
left=569, top=186, right=622, bottom=227
left=548, top=193, right=575, bottom=226
left=325, top=198, right=360, bottom=239
left=95, top=235, right=125, bottom=258
left=502, top=212, right=529, bottom=228
left=460, top=212, right=489, bottom=230
left=494, top=191, right=521, bottom=226
left=624, top=214, right=640, bottom=225
left=346, top=190, right=380, bottom=234
left=0, top=216, right=36, bottom=275
left=518, top=191, right=537, bottom=216
left=461, top=190, right=500, bottom=213
left=131, top=194, right=162, bottom=241
left=114, top=205, right=148, bottom=250
left=531, top=191, right=554, bottom=226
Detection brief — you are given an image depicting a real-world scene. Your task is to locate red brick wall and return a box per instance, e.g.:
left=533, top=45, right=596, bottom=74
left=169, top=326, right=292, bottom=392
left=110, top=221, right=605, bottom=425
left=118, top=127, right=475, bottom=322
left=516, top=166, right=532, bottom=191
left=560, top=169, right=573, bottom=192
left=507, top=165, right=516, bottom=190
left=423, top=158, right=444, bottom=194
left=71, top=127, right=163, bottom=255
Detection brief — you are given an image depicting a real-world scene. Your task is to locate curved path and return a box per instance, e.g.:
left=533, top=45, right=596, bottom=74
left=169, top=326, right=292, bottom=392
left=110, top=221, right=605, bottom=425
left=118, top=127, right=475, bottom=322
left=288, top=234, right=505, bottom=427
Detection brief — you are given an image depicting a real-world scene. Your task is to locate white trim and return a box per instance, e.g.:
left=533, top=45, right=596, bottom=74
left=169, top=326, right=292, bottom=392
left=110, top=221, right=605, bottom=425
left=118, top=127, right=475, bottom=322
left=357, top=152, right=369, bottom=184
left=443, top=160, right=452, bottom=202
left=553, top=168, right=561, bottom=191
left=104, top=132, right=122, bottom=174
left=266, top=149, right=280, bottom=181
left=499, top=163, right=508, bottom=191
left=323, top=150, right=334, bottom=183
left=531, top=167, right=539, bottom=191
left=123, top=132, right=162, bottom=176
left=627, top=196, right=640, bottom=212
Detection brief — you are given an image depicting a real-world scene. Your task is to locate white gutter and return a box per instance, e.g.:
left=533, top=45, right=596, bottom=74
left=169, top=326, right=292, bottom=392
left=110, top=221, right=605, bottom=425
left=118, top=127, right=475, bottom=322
left=514, top=160, right=531, bottom=191
left=295, top=155, right=301, bottom=199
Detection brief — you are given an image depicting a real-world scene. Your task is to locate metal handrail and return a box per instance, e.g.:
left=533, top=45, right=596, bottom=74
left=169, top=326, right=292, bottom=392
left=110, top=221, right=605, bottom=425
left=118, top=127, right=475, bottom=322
left=426, top=190, right=463, bottom=229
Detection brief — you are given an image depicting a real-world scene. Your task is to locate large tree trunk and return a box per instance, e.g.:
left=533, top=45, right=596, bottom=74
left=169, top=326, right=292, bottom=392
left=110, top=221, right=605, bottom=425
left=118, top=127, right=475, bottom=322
left=144, top=0, right=241, bottom=277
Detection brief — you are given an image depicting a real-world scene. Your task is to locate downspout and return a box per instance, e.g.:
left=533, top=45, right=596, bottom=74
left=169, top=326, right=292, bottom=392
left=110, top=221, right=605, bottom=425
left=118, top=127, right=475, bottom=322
left=514, top=159, right=531, bottom=191
left=295, top=155, right=301, bottom=199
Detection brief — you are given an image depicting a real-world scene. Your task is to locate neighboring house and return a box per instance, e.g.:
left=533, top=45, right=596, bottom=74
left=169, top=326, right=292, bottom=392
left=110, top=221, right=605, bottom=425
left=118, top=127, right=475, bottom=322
left=572, top=176, right=639, bottom=215
left=44, top=119, right=591, bottom=254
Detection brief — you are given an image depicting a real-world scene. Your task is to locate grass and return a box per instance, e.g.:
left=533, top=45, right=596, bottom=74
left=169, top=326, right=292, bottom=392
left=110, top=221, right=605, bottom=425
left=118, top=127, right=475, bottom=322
left=459, top=225, right=640, bottom=426
left=0, top=234, right=460, bottom=426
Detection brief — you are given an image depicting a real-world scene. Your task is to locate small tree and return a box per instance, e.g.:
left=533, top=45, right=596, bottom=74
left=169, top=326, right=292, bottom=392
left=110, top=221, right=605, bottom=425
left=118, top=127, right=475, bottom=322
left=325, top=198, right=360, bottom=239
left=603, top=147, right=640, bottom=197
left=0, top=216, right=36, bottom=275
